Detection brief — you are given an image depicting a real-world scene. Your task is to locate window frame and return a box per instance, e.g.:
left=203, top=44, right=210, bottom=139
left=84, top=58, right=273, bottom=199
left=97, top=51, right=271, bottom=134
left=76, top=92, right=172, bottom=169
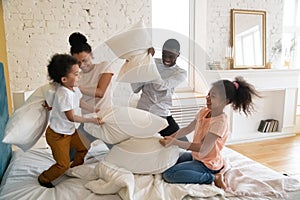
left=282, top=0, right=299, bottom=68
left=151, top=0, right=196, bottom=93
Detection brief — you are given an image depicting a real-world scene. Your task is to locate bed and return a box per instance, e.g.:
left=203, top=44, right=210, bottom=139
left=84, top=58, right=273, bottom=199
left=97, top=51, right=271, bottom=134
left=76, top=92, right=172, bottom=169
left=1, top=62, right=300, bottom=200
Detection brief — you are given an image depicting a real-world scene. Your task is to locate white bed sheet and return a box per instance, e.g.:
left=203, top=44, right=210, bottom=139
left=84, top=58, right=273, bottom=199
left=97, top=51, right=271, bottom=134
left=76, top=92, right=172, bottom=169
left=1, top=144, right=300, bottom=200
left=0, top=142, right=121, bottom=200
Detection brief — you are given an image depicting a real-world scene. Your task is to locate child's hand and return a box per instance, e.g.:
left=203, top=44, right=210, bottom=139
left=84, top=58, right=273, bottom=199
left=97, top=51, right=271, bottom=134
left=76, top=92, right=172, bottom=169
left=148, top=47, right=155, bottom=56
left=159, top=136, right=175, bottom=147
left=42, top=100, right=52, bottom=111
left=95, top=108, right=100, bottom=113
left=95, top=117, right=103, bottom=125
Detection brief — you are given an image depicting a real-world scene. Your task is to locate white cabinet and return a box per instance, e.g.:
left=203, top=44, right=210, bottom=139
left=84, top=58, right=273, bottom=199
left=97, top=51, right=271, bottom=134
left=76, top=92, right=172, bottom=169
left=201, top=69, right=300, bottom=144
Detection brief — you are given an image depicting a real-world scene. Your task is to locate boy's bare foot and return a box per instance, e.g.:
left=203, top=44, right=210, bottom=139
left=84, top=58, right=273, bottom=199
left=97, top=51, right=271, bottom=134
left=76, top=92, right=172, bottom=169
left=214, top=173, right=227, bottom=190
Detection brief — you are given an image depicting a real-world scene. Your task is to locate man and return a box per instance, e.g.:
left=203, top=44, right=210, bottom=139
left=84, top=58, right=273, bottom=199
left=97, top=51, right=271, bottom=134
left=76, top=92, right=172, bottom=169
left=131, top=39, right=187, bottom=136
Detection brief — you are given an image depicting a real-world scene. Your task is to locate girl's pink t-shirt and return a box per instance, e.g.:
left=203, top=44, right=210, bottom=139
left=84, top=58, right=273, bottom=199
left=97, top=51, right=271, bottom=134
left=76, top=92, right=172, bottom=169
left=192, top=107, right=228, bottom=170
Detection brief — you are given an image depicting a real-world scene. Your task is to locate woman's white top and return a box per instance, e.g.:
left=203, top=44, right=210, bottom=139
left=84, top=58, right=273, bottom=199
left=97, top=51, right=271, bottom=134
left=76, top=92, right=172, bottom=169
left=78, top=61, right=114, bottom=115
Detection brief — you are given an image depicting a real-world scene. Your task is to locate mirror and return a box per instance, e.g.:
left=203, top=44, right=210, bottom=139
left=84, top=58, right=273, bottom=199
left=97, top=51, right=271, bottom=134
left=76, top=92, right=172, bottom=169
left=230, top=9, right=266, bottom=69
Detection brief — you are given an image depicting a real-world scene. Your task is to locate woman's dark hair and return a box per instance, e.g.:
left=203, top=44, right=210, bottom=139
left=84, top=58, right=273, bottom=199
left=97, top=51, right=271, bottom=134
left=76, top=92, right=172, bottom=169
left=47, top=54, right=78, bottom=84
left=69, top=32, right=92, bottom=55
left=212, top=76, right=261, bottom=116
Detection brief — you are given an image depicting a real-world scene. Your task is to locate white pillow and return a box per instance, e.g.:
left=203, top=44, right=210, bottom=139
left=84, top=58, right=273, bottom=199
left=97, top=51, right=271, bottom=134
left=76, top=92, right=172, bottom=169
left=84, top=140, right=109, bottom=164
left=3, top=99, right=49, bottom=151
left=116, top=52, right=161, bottom=83
left=105, top=20, right=152, bottom=59
left=2, top=83, right=56, bottom=151
left=26, top=83, right=57, bottom=106
left=104, top=137, right=179, bottom=174
left=84, top=106, right=168, bottom=144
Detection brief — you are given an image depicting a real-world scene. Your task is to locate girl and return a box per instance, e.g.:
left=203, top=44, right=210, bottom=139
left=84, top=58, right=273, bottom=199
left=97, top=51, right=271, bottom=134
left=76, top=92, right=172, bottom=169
left=159, top=76, right=260, bottom=190
left=38, top=54, right=102, bottom=188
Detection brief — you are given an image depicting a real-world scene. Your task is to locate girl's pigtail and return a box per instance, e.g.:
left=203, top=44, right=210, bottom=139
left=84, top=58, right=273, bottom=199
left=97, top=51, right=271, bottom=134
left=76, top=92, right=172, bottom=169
left=232, top=76, right=261, bottom=116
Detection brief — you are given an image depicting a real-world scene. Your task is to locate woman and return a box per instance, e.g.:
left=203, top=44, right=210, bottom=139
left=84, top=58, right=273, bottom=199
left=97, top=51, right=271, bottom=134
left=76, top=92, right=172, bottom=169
left=69, top=32, right=114, bottom=145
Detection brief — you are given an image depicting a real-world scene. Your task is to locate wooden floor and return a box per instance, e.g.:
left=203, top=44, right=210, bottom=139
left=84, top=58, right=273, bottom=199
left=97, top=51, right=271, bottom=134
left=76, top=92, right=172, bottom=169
left=227, top=134, right=300, bottom=180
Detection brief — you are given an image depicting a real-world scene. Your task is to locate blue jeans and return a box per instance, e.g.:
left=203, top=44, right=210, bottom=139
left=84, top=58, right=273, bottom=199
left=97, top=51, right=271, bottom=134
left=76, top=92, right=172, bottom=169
left=78, top=123, right=97, bottom=143
left=69, top=124, right=113, bottom=160
left=162, top=152, right=221, bottom=184
left=78, top=123, right=114, bottom=149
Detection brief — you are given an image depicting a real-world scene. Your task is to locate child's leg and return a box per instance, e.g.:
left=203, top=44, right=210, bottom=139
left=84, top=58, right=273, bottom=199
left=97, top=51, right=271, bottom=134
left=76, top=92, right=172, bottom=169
left=162, top=160, right=214, bottom=184
left=214, top=173, right=227, bottom=190
left=213, top=160, right=229, bottom=190
left=213, top=158, right=230, bottom=190
left=176, top=151, right=193, bottom=164
left=39, top=127, right=71, bottom=184
left=70, top=130, right=88, bottom=168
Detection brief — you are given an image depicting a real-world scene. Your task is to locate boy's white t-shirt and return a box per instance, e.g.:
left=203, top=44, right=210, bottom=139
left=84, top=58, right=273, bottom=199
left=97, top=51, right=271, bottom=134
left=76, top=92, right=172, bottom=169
left=50, top=86, right=82, bottom=135
left=78, top=61, right=114, bottom=115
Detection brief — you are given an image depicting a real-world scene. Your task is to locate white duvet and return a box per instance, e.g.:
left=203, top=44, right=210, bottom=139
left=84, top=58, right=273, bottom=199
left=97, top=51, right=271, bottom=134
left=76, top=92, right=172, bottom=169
left=71, top=160, right=224, bottom=200
left=1, top=145, right=300, bottom=200
left=0, top=148, right=120, bottom=200
left=69, top=147, right=300, bottom=200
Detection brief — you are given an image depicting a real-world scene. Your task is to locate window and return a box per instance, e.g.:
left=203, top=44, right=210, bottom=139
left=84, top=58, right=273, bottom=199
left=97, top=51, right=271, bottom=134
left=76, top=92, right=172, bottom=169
left=152, top=0, right=194, bottom=91
left=235, top=25, right=263, bottom=66
left=282, top=0, right=299, bottom=68
left=283, top=0, right=300, bottom=107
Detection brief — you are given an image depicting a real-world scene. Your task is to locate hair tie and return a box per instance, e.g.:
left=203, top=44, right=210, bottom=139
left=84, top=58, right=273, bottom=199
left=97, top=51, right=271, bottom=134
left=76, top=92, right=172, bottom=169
left=233, top=81, right=239, bottom=90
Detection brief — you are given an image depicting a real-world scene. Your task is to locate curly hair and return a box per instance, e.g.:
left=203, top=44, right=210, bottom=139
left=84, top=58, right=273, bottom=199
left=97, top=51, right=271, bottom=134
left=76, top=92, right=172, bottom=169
left=212, top=76, right=261, bottom=116
left=47, top=54, right=78, bottom=84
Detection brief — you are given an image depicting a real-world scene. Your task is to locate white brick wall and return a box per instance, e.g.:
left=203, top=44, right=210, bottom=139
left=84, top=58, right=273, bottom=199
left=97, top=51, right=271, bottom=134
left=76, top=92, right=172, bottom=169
left=2, top=0, right=284, bottom=105
left=3, top=0, right=151, bottom=91
left=3, top=0, right=151, bottom=106
left=206, top=0, right=284, bottom=68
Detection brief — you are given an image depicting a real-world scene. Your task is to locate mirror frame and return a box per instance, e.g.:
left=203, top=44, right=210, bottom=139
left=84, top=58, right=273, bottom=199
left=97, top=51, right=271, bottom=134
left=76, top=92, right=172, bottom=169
left=230, top=9, right=266, bottom=69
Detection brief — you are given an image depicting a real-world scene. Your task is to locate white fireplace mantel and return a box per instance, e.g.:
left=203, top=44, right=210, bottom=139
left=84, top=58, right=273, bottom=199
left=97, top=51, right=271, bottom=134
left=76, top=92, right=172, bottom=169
left=200, top=69, right=300, bottom=144
left=202, top=69, right=300, bottom=91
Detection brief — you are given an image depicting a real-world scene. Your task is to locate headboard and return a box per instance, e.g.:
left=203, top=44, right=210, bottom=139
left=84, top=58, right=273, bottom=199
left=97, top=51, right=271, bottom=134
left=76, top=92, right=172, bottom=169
left=0, top=62, right=11, bottom=183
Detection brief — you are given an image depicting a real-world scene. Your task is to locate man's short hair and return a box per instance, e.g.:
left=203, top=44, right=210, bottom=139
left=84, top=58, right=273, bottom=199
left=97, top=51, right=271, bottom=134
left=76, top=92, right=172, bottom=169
left=162, top=39, right=180, bottom=54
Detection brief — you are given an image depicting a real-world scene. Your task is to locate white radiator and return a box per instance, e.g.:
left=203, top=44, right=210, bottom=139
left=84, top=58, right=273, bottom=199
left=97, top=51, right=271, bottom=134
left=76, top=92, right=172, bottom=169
left=170, top=103, right=204, bottom=142
left=170, top=104, right=204, bottom=128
